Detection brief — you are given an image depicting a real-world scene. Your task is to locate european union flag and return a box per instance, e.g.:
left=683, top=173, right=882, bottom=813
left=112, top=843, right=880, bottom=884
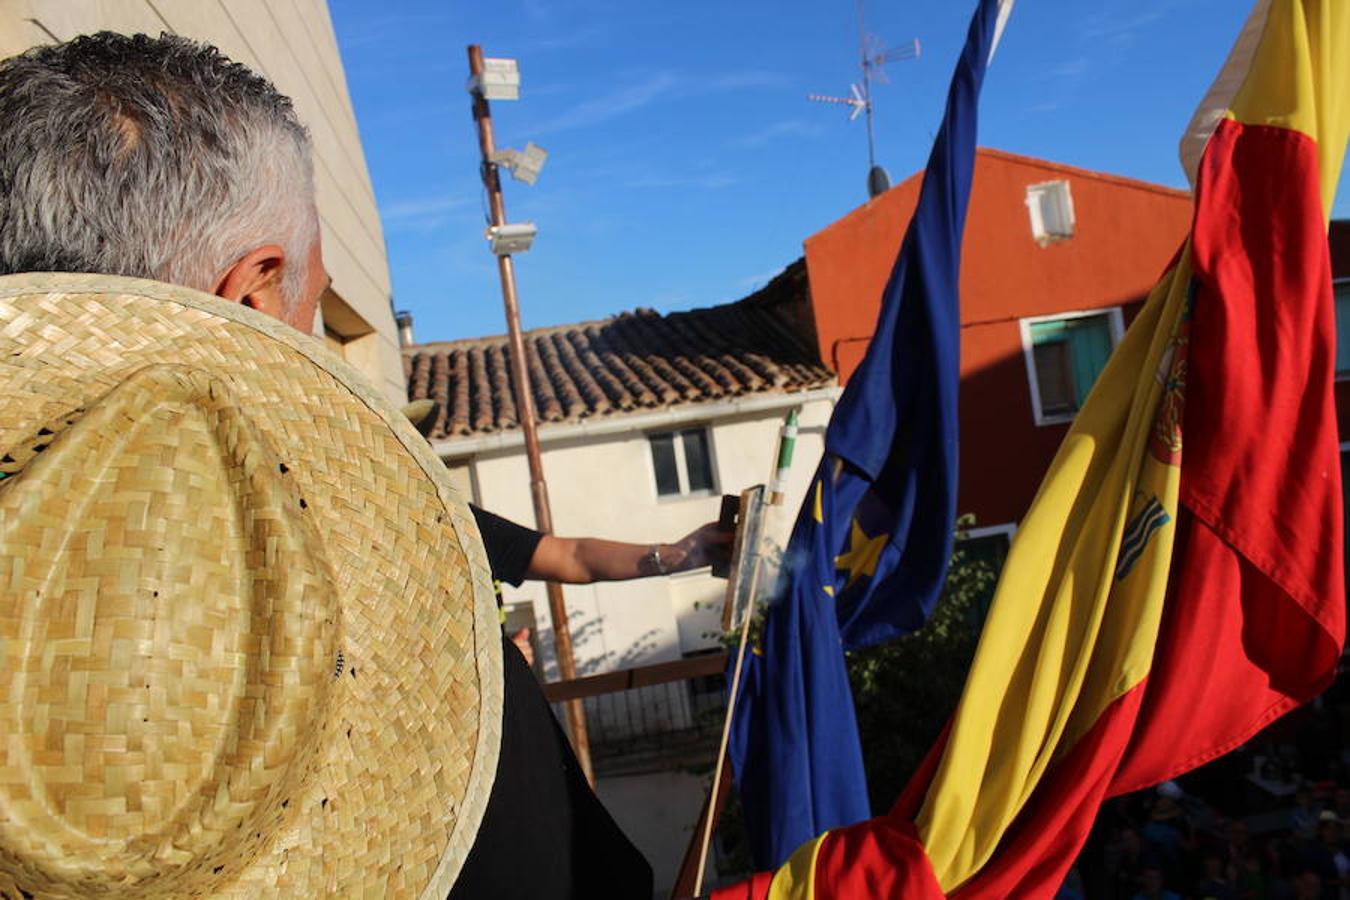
left=728, top=0, right=1010, bottom=869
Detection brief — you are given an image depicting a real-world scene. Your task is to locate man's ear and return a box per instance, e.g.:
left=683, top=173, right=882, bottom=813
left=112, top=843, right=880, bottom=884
left=213, top=245, right=288, bottom=321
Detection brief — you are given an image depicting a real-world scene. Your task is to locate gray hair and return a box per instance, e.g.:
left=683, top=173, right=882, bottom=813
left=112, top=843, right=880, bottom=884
left=0, top=32, right=316, bottom=308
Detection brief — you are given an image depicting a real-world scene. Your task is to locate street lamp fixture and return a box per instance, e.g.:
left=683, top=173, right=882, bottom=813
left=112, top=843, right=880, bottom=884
left=485, top=222, right=537, bottom=255
left=467, top=57, right=521, bottom=100
left=491, top=142, right=548, bottom=185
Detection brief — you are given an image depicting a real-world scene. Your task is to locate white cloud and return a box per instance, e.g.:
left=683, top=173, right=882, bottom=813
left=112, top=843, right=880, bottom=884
left=381, top=194, right=476, bottom=232
left=1042, top=57, right=1090, bottom=80
left=531, top=73, right=680, bottom=135
left=1080, top=9, right=1166, bottom=46
left=702, top=70, right=792, bottom=91
left=623, top=172, right=737, bottom=190
left=529, top=68, right=792, bottom=136
left=517, top=26, right=607, bottom=54
left=728, top=119, right=822, bottom=149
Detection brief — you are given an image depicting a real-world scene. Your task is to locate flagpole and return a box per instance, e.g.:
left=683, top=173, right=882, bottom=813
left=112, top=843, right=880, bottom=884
left=671, top=409, right=801, bottom=898
left=692, top=554, right=767, bottom=895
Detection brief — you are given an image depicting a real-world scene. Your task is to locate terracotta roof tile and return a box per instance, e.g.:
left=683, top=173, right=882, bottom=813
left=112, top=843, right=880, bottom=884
left=404, top=259, right=833, bottom=440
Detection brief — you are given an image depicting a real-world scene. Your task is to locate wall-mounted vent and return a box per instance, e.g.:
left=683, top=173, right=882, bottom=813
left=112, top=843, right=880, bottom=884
left=1025, top=179, right=1075, bottom=246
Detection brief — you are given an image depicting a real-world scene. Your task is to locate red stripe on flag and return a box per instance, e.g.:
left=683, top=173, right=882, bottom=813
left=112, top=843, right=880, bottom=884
left=811, top=815, right=943, bottom=899
left=945, top=683, right=1148, bottom=899
left=710, top=871, right=775, bottom=900
left=961, top=115, right=1345, bottom=899
left=1113, top=118, right=1345, bottom=792
left=954, top=114, right=1345, bottom=899
left=1114, top=513, right=1342, bottom=792
left=1178, top=117, right=1345, bottom=665
left=800, top=684, right=1149, bottom=899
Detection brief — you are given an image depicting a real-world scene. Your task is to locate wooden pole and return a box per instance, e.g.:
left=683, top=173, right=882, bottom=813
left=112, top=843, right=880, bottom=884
left=672, top=410, right=800, bottom=896
left=690, top=553, right=766, bottom=896
left=467, top=44, right=593, bottom=785
left=669, top=754, right=735, bottom=899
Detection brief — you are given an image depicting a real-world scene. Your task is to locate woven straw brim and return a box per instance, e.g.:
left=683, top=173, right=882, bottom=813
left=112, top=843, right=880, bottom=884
left=0, top=274, right=501, bottom=899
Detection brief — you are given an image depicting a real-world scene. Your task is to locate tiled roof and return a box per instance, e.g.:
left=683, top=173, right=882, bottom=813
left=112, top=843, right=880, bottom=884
left=403, top=260, right=833, bottom=440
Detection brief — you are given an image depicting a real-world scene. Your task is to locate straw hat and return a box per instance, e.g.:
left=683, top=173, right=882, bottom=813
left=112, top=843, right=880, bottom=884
left=0, top=274, right=502, bottom=898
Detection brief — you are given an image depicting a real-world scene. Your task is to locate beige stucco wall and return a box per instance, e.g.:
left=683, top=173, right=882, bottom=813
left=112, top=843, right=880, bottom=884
left=0, top=0, right=404, bottom=403
left=451, top=392, right=838, bottom=680
left=456, top=393, right=835, bottom=894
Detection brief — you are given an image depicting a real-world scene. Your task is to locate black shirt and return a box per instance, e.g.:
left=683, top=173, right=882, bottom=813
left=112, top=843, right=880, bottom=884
left=448, top=638, right=653, bottom=899
left=450, top=506, right=654, bottom=898
left=470, top=504, right=544, bottom=588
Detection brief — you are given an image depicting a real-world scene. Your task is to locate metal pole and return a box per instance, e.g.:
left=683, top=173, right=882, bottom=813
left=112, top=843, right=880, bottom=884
left=858, top=0, right=877, bottom=171
left=467, top=44, right=594, bottom=785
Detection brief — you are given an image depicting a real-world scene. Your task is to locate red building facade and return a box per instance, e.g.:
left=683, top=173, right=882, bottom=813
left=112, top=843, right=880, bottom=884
left=802, top=148, right=1196, bottom=534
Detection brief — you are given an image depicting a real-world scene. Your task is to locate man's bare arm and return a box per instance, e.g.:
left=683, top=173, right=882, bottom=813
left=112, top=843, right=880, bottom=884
left=524, top=521, right=732, bottom=584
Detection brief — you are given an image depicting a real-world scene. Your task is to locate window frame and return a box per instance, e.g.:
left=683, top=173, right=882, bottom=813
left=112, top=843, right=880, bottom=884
left=954, top=522, right=1017, bottom=623
left=646, top=425, right=719, bottom=501
left=957, top=522, right=1017, bottom=565
left=1019, top=307, right=1126, bottom=427
left=959, top=522, right=1017, bottom=545
left=1334, top=278, right=1350, bottom=382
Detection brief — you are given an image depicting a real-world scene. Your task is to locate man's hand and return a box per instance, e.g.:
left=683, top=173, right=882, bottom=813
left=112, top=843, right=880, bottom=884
left=670, top=521, right=734, bottom=573
left=510, top=627, right=535, bottom=667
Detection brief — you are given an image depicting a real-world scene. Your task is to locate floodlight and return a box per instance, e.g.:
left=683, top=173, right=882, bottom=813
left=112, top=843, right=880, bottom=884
left=491, top=142, right=548, bottom=185
left=486, top=222, right=537, bottom=255
left=468, top=57, right=521, bottom=100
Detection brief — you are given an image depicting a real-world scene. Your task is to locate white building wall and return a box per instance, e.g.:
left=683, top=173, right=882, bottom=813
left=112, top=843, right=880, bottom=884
left=457, top=391, right=836, bottom=680
left=0, top=0, right=405, bottom=403
left=456, top=391, right=836, bottom=892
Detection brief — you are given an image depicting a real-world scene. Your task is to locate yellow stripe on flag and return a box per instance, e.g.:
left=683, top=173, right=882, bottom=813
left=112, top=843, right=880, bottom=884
left=1227, top=0, right=1350, bottom=216
left=917, top=2, right=1350, bottom=890
left=1184, top=0, right=1350, bottom=218
left=914, top=253, right=1192, bottom=890
left=767, top=833, right=826, bottom=900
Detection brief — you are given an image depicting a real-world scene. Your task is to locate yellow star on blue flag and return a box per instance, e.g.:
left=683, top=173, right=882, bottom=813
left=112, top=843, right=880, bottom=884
left=834, top=519, right=888, bottom=591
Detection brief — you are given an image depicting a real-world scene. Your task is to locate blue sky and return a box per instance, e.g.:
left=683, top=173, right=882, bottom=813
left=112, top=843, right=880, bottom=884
left=329, top=0, right=1349, bottom=344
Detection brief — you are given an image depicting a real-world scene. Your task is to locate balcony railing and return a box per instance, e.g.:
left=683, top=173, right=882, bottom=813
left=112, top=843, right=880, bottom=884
left=544, top=652, right=728, bottom=777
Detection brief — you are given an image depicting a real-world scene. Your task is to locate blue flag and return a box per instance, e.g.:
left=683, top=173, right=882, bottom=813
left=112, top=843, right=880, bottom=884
left=728, top=0, right=1008, bottom=869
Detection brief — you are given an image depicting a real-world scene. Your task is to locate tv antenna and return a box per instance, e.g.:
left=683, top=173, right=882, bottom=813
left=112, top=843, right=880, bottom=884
left=808, top=0, right=919, bottom=197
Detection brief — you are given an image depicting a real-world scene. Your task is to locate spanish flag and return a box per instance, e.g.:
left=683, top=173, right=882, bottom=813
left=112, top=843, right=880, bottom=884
left=713, top=1, right=1347, bottom=897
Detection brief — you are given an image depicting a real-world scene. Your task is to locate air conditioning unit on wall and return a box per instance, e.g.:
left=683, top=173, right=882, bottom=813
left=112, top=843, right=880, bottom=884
left=1025, top=179, right=1076, bottom=247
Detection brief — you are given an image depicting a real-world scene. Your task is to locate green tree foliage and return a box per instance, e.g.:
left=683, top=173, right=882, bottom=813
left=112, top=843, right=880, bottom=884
left=846, top=515, right=1000, bottom=812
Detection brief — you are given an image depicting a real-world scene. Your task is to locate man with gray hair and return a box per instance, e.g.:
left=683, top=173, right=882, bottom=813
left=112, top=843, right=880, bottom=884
left=0, top=31, right=326, bottom=331
left=0, top=31, right=655, bottom=898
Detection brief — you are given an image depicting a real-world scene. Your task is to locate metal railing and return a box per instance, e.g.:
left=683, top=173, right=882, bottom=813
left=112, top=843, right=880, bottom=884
left=544, top=652, right=728, bottom=777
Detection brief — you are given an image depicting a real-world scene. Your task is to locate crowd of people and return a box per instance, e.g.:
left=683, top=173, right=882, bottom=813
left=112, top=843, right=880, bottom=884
left=1060, top=673, right=1350, bottom=900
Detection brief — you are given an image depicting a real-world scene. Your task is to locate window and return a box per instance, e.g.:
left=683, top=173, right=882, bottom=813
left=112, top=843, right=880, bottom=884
left=648, top=427, right=716, bottom=498
left=1021, top=309, right=1124, bottom=425
left=956, top=523, right=1015, bottom=626
left=1335, top=280, right=1350, bottom=379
